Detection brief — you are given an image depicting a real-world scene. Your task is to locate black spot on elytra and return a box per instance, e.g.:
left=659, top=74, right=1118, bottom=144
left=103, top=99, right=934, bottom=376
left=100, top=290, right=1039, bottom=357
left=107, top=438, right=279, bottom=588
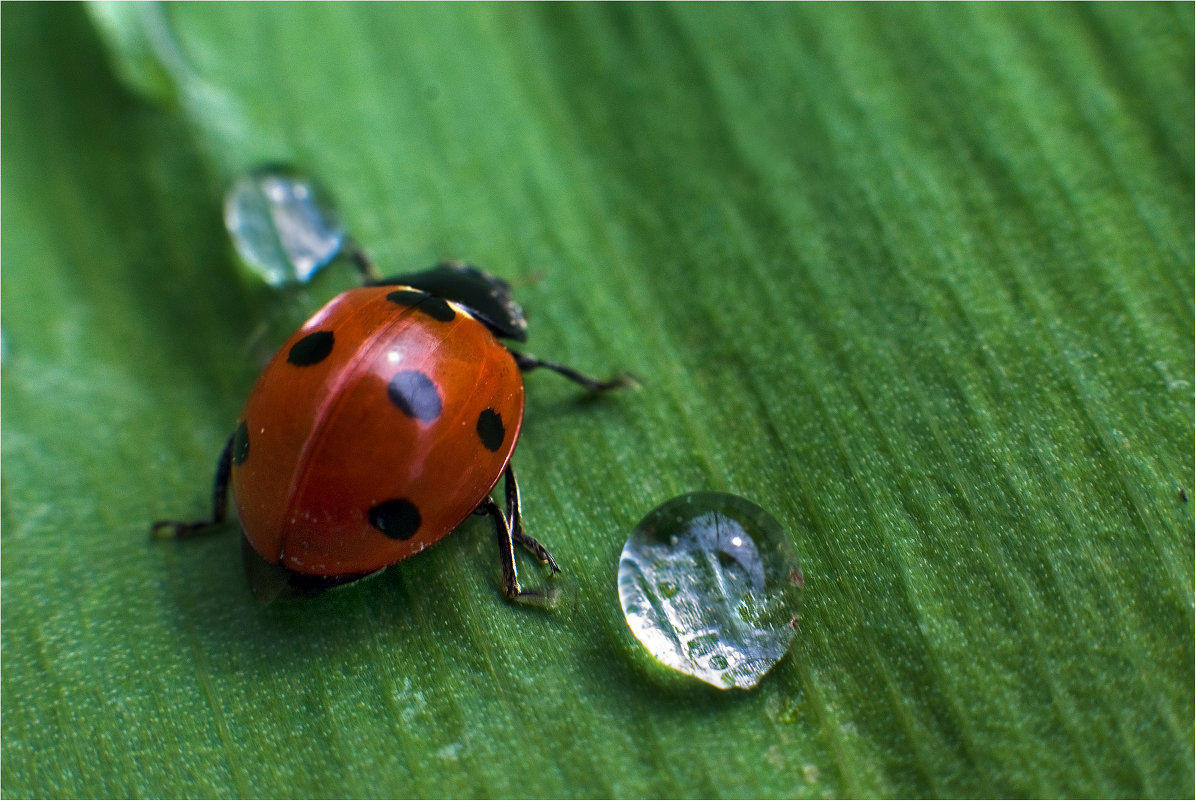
left=417, top=297, right=456, bottom=322
left=476, top=408, right=505, bottom=452
left=288, top=330, right=334, bottom=366
left=386, top=289, right=456, bottom=323
left=387, top=370, right=442, bottom=421
left=232, top=420, right=250, bottom=465
left=387, top=289, right=427, bottom=307
left=368, top=499, right=421, bottom=540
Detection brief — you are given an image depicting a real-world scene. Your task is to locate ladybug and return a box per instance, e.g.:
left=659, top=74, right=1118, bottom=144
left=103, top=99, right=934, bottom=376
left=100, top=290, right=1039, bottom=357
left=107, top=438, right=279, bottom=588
left=153, top=260, right=630, bottom=602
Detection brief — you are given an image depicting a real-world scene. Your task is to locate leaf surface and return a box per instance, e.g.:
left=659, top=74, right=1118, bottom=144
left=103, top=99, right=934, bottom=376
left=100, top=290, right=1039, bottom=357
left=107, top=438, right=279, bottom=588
left=3, top=4, right=1192, bottom=797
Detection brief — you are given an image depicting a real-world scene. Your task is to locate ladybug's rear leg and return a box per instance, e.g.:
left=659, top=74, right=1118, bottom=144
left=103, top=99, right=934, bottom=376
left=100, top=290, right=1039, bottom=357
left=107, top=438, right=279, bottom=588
left=508, top=350, right=636, bottom=394
left=501, top=463, right=560, bottom=574
left=150, top=433, right=234, bottom=538
left=475, top=463, right=559, bottom=600
left=475, top=495, right=527, bottom=600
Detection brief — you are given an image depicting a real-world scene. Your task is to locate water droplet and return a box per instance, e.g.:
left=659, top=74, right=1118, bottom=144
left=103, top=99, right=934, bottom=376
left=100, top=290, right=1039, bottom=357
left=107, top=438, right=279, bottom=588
left=618, top=493, right=803, bottom=689
left=224, top=166, right=346, bottom=286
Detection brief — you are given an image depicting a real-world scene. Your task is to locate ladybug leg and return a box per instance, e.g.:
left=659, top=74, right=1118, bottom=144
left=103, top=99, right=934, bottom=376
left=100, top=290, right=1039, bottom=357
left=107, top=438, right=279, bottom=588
left=502, top=463, right=560, bottom=574
left=474, top=495, right=523, bottom=599
left=475, top=465, right=560, bottom=600
left=150, top=434, right=234, bottom=538
left=508, top=350, right=637, bottom=393
left=343, top=238, right=380, bottom=283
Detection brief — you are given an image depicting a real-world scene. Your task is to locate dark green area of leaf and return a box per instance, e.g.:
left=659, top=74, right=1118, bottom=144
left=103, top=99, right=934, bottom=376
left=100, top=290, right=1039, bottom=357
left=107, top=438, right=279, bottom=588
left=3, top=4, right=1192, bottom=798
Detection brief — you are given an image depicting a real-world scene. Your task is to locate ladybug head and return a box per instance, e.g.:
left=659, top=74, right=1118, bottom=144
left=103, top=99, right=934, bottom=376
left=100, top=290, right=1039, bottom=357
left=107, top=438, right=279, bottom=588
left=373, top=262, right=528, bottom=342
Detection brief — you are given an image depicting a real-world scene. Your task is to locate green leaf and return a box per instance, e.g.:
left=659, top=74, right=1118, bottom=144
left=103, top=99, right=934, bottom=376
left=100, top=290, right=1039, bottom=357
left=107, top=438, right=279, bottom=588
left=3, top=3, right=1191, bottom=797
left=83, top=1, right=180, bottom=105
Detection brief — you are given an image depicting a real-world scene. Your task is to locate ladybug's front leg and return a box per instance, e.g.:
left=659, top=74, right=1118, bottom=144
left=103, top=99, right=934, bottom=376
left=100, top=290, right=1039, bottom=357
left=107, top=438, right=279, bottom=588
left=343, top=238, right=380, bottom=283
left=150, top=433, right=234, bottom=538
left=508, top=350, right=636, bottom=394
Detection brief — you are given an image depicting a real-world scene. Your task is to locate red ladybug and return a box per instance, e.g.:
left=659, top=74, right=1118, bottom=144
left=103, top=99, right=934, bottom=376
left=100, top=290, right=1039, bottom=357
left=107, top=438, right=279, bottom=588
left=153, top=261, right=629, bottom=601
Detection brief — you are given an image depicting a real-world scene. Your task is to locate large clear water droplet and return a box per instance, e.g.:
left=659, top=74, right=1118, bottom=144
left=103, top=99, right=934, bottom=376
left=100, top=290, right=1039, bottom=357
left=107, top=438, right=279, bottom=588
left=618, top=493, right=803, bottom=689
left=224, top=167, right=346, bottom=286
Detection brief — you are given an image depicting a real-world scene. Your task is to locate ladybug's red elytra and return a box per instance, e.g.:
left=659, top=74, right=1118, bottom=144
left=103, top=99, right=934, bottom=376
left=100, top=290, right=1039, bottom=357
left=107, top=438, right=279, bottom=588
left=152, top=260, right=630, bottom=602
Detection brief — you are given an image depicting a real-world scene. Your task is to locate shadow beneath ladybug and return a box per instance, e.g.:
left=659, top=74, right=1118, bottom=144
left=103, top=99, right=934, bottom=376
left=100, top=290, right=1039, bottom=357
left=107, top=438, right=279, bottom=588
left=153, top=524, right=407, bottom=641
left=152, top=515, right=567, bottom=677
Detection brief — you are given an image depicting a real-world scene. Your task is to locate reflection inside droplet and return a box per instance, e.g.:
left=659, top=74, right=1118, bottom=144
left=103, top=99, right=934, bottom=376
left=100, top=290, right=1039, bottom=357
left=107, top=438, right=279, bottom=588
left=617, top=493, right=803, bottom=690
left=224, top=167, right=346, bottom=286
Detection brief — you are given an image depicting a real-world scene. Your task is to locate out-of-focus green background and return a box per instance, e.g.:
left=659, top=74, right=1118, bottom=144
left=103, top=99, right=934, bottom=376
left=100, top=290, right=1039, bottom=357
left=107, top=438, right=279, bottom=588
left=3, top=3, right=1192, bottom=797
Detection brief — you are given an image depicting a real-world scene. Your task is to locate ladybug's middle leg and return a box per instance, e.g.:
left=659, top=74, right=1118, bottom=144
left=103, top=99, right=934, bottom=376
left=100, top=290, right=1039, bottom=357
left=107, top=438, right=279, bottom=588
left=150, top=433, right=234, bottom=539
left=508, top=350, right=636, bottom=394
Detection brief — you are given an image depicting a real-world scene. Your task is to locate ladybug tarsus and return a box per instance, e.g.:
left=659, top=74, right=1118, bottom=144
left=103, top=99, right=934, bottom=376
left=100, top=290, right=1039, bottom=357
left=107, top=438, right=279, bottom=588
left=513, top=529, right=561, bottom=574
left=150, top=433, right=234, bottom=539
left=509, top=350, right=638, bottom=394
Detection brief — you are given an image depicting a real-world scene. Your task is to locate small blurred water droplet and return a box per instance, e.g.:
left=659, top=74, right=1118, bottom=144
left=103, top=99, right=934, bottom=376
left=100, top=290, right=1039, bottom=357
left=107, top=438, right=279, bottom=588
left=618, top=493, right=803, bottom=689
left=224, top=167, right=345, bottom=286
